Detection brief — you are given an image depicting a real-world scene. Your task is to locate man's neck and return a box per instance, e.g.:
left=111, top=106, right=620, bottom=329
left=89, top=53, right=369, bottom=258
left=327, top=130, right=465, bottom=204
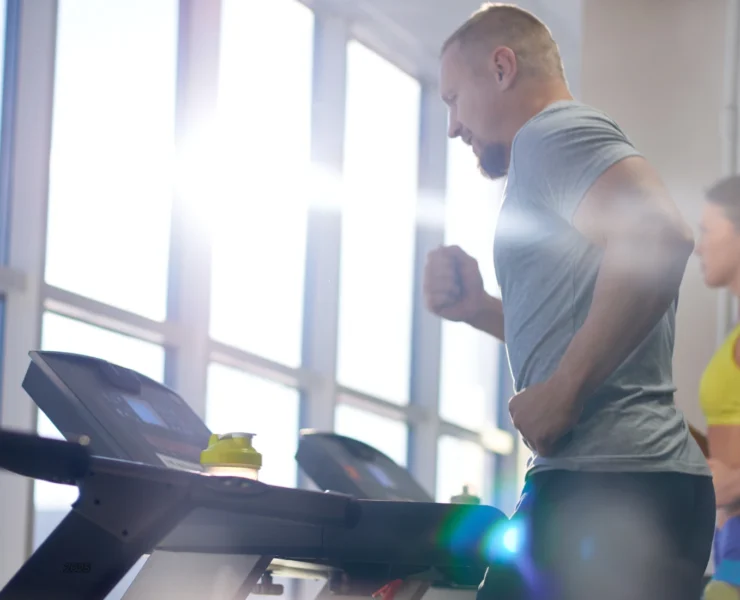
left=505, top=79, right=574, bottom=142
left=524, top=80, right=574, bottom=118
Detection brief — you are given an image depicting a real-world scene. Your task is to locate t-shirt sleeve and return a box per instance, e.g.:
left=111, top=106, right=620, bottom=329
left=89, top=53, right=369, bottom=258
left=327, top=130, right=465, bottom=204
left=511, top=108, right=642, bottom=222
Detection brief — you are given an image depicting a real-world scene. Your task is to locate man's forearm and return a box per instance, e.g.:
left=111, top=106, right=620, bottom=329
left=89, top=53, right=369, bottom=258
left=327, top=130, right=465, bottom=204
left=466, top=294, right=505, bottom=342
left=688, top=423, right=710, bottom=458
left=553, top=218, right=693, bottom=405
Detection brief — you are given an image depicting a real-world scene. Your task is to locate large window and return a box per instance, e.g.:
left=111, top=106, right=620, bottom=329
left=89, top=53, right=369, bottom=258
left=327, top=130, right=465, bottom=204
left=33, top=312, right=165, bottom=550
left=208, top=0, right=314, bottom=367
left=0, top=295, right=4, bottom=408
left=438, top=140, right=504, bottom=432
left=44, top=0, right=178, bottom=321
left=0, top=0, right=521, bottom=579
left=0, top=0, right=11, bottom=265
left=334, top=402, right=408, bottom=466
left=336, top=41, right=421, bottom=404
left=206, top=364, right=300, bottom=488
left=0, top=0, right=8, bottom=141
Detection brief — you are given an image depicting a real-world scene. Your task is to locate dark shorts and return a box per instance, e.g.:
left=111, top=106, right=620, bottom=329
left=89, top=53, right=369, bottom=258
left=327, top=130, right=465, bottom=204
left=477, top=470, right=715, bottom=600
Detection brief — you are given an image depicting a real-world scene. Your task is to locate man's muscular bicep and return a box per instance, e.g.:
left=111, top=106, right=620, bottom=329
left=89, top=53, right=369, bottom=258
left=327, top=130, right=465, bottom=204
left=572, top=156, right=693, bottom=249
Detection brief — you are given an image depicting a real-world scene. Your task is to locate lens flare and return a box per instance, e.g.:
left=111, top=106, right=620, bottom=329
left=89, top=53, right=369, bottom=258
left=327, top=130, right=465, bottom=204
left=502, top=525, right=521, bottom=554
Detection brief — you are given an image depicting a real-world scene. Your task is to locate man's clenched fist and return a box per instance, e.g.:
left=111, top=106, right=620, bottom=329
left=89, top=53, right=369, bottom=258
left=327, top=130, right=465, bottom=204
left=423, top=245, right=487, bottom=323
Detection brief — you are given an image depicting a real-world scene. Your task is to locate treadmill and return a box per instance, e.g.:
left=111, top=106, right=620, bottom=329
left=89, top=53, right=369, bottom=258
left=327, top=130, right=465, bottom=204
left=0, top=428, right=359, bottom=600
left=0, top=351, right=509, bottom=600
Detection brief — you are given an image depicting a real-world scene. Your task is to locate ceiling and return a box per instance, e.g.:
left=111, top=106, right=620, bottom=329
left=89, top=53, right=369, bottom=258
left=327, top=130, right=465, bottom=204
left=313, top=0, right=583, bottom=94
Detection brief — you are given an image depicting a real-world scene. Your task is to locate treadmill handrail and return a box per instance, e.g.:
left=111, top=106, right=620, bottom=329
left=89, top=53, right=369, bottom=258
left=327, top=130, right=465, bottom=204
left=0, top=429, right=360, bottom=529
left=84, top=454, right=362, bottom=528
left=0, top=428, right=90, bottom=484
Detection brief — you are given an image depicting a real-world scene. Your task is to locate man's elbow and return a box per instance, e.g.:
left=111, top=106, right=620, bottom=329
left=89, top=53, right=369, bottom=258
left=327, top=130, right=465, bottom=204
left=632, top=202, right=693, bottom=256
left=619, top=211, right=694, bottom=278
left=661, top=215, right=695, bottom=264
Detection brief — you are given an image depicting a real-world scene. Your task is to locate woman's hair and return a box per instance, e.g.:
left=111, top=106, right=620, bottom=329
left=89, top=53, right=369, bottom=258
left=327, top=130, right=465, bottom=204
left=706, top=175, right=740, bottom=229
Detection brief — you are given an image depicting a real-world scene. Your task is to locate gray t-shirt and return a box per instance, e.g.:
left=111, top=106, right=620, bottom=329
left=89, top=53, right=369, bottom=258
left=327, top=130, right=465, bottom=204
left=495, top=100, right=709, bottom=477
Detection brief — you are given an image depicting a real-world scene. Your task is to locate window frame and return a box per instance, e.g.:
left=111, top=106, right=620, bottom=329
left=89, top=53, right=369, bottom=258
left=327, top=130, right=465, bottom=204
left=0, top=0, right=17, bottom=267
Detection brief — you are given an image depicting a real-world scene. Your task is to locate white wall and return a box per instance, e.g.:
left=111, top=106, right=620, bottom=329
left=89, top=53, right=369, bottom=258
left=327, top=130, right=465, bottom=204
left=525, top=0, right=583, bottom=99
left=581, top=0, right=728, bottom=429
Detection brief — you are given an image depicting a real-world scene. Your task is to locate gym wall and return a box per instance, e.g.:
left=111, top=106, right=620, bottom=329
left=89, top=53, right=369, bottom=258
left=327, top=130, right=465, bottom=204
left=581, top=0, right=727, bottom=431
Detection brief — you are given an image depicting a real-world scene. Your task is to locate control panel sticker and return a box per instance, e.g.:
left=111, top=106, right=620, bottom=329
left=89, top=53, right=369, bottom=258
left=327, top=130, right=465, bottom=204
left=156, top=453, right=203, bottom=472
left=144, top=434, right=204, bottom=462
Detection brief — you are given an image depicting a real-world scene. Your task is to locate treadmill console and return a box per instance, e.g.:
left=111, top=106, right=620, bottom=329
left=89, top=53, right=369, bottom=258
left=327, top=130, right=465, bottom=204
left=296, top=431, right=433, bottom=502
left=22, top=351, right=210, bottom=470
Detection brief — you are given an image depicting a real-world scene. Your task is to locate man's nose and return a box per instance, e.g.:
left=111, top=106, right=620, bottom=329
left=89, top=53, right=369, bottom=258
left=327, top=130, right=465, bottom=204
left=447, top=118, right=461, bottom=139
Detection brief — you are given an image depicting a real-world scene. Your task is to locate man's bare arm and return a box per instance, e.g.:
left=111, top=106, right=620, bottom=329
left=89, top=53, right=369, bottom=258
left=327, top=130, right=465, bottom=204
left=465, top=294, right=505, bottom=343
left=688, top=423, right=710, bottom=458
left=551, top=156, right=694, bottom=406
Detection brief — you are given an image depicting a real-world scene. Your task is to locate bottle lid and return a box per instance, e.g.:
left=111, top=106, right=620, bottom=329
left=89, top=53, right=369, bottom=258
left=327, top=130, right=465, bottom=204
left=200, top=432, right=262, bottom=469
left=450, top=484, right=481, bottom=505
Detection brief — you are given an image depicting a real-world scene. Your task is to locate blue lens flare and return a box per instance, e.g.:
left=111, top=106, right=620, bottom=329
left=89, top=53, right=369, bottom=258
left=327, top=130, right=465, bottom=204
left=483, top=519, right=525, bottom=563
left=502, top=524, right=521, bottom=553
left=433, top=503, right=528, bottom=569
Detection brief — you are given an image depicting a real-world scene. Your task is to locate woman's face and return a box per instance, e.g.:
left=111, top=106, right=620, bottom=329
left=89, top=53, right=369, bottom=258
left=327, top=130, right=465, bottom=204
left=696, top=202, right=740, bottom=288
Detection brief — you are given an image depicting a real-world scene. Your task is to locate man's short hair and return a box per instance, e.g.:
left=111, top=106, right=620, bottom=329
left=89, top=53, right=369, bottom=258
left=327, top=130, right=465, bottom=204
left=442, top=2, right=565, bottom=80
left=706, top=175, right=740, bottom=229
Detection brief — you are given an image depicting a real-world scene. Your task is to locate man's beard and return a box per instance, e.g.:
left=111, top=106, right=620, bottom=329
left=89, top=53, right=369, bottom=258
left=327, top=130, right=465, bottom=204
left=478, top=143, right=509, bottom=180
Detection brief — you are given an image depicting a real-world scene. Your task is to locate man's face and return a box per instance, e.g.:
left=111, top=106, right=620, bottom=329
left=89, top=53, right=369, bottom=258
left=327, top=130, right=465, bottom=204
left=440, top=42, right=509, bottom=179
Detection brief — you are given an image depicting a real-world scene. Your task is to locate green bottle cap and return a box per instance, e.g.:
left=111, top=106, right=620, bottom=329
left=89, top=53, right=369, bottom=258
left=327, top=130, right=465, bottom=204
left=200, top=432, right=262, bottom=469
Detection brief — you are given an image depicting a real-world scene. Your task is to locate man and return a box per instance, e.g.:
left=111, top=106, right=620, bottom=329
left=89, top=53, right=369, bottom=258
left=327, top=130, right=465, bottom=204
left=424, top=4, right=715, bottom=599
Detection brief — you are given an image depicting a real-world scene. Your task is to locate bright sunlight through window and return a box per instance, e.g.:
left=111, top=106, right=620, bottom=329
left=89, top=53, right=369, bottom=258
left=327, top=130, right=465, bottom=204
left=44, top=0, right=177, bottom=321
left=207, top=0, right=314, bottom=367
left=336, top=41, right=420, bottom=405
left=439, top=140, right=504, bottom=432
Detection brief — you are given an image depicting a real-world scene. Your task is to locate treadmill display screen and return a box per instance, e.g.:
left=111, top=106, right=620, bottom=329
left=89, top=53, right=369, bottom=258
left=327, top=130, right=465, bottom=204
left=125, top=397, right=168, bottom=428
left=296, top=432, right=434, bottom=502
left=366, top=463, right=396, bottom=489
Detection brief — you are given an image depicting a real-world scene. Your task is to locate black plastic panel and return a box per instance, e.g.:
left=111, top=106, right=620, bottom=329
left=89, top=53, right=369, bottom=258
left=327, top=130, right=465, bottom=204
left=296, top=431, right=433, bottom=502
left=22, top=351, right=211, bottom=468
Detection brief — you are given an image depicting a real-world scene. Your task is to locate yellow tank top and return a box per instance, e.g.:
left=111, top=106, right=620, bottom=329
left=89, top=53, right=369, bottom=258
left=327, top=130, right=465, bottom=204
left=700, top=322, right=740, bottom=426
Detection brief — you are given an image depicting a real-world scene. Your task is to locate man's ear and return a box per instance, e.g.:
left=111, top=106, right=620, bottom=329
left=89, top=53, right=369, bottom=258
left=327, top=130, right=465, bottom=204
left=491, top=46, right=517, bottom=87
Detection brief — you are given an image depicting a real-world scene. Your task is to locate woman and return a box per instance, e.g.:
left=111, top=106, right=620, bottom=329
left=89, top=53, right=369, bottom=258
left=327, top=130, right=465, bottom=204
left=695, top=174, right=740, bottom=599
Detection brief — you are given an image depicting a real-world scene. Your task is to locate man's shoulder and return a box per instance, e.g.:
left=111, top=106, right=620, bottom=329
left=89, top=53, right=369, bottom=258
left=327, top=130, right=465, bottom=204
left=512, top=101, right=635, bottom=170
left=518, top=101, right=622, bottom=141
